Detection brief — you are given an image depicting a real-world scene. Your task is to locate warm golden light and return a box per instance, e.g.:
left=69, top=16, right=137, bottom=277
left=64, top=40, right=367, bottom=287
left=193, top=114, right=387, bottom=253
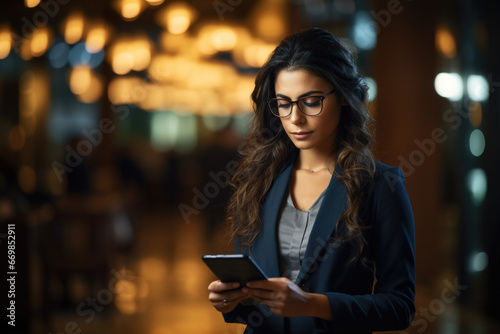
left=256, top=13, right=286, bottom=41
left=19, top=39, right=33, bottom=61
left=19, top=70, right=50, bottom=133
left=168, top=15, right=190, bottom=35
left=64, top=12, right=84, bottom=45
left=0, top=24, right=11, bottom=59
left=121, top=0, right=142, bottom=20
left=227, top=75, right=255, bottom=112
left=19, top=166, right=36, bottom=194
left=78, top=74, right=103, bottom=104
left=25, top=0, right=41, bottom=8
left=20, top=72, right=37, bottom=118
left=130, top=39, right=152, bottom=71
left=31, top=27, right=51, bottom=57
left=112, top=51, right=134, bottom=75
left=243, top=42, right=275, bottom=67
left=159, top=32, right=189, bottom=53
left=173, top=258, right=206, bottom=298
left=70, top=66, right=92, bottom=95
left=136, top=84, right=159, bottom=110
left=85, top=23, right=110, bottom=53
left=108, top=77, right=145, bottom=105
left=196, top=25, right=245, bottom=56
left=197, top=34, right=217, bottom=56
left=157, top=2, right=197, bottom=34
left=436, top=27, right=456, bottom=58
left=116, top=280, right=137, bottom=299
left=115, top=300, right=137, bottom=314
left=248, top=0, right=287, bottom=42
left=469, top=101, right=482, bottom=128
left=186, top=61, right=237, bottom=89
left=145, top=0, right=164, bottom=5
left=8, top=126, right=26, bottom=151
left=115, top=279, right=138, bottom=314
left=136, top=278, right=149, bottom=298
left=109, top=36, right=152, bottom=74
left=144, top=51, right=256, bottom=114
left=149, top=55, right=201, bottom=84
left=210, top=27, right=238, bottom=51
left=139, top=257, right=167, bottom=282
left=151, top=326, right=174, bottom=334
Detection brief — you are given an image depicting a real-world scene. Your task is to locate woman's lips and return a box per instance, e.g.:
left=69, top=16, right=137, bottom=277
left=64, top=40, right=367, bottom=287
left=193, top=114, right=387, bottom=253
left=291, top=131, right=313, bottom=140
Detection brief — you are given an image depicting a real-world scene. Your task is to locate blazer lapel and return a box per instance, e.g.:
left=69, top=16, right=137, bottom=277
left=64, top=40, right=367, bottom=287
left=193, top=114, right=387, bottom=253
left=251, top=162, right=294, bottom=278
left=296, top=165, right=348, bottom=284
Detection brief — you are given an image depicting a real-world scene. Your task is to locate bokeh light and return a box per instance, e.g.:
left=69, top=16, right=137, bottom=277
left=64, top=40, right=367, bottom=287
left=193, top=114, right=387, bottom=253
left=24, top=0, right=41, bottom=8
left=436, top=27, right=457, bottom=58
left=469, top=129, right=485, bottom=157
left=467, top=168, right=487, bottom=206
left=120, top=0, right=143, bottom=21
left=49, top=41, right=70, bottom=68
left=434, top=72, right=464, bottom=101
left=0, top=24, right=11, bottom=59
left=63, top=11, right=84, bottom=45
left=85, top=22, right=111, bottom=54
left=467, top=74, right=489, bottom=102
left=156, top=2, right=197, bottom=34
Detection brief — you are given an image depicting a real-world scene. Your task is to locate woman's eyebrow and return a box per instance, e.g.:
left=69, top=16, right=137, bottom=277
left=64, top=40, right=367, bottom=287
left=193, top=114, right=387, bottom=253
left=275, top=90, right=324, bottom=99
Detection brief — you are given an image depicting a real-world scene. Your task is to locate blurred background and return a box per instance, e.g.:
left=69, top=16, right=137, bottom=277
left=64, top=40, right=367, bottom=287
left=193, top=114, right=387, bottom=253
left=0, top=0, right=499, bottom=333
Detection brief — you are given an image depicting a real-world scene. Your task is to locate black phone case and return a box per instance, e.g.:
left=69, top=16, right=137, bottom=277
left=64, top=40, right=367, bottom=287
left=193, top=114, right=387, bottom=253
left=202, top=254, right=268, bottom=284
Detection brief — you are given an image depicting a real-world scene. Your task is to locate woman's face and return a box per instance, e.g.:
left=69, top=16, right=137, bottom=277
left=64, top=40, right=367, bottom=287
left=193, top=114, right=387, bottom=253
left=274, top=69, right=342, bottom=153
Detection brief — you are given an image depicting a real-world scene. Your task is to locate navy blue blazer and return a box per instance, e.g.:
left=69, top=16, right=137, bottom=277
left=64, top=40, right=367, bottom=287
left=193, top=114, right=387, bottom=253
left=223, top=159, right=416, bottom=334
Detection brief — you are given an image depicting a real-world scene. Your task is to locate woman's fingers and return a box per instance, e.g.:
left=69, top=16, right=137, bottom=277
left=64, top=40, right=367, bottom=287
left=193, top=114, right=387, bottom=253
left=208, top=280, right=240, bottom=292
left=210, top=292, right=250, bottom=312
left=208, top=280, right=251, bottom=313
left=243, top=287, right=277, bottom=300
left=209, top=288, right=248, bottom=303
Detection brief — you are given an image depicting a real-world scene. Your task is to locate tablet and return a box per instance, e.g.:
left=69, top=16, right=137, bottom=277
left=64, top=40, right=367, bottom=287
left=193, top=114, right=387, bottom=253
left=202, top=254, right=268, bottom=285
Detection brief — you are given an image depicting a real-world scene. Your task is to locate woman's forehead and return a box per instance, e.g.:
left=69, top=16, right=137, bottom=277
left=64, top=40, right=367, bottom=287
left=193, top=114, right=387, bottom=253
left=274, top=69, right=331, bottom=94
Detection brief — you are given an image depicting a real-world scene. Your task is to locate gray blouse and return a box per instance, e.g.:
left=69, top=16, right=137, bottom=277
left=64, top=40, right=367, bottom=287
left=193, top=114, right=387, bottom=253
left=277, top=189, right=326, bottom=283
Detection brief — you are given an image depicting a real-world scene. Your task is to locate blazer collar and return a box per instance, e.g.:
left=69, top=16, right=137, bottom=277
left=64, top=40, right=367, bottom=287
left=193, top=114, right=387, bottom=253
left=251, top=161, right=295, bottom=278
left=252, top=157, right=348, bottom=282
left=296, top=165, right=348, bottom=284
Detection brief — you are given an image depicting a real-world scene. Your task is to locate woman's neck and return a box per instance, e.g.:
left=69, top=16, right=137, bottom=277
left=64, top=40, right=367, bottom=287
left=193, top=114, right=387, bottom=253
left=296, top=148, right=336, bottom=172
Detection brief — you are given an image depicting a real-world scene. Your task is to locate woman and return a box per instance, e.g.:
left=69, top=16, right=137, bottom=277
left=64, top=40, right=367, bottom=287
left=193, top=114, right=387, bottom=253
left=208, top=27, right=416, bottom=334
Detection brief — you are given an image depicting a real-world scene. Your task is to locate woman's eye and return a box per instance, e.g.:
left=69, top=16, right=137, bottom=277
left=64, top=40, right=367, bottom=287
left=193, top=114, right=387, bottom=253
left=278, top=102, right=291, bottom=108
left=302, top=98, right=321, bottom=107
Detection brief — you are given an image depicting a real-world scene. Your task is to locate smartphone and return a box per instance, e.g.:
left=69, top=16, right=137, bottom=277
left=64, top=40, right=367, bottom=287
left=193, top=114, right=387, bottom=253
left=202, top=254, right=268, bottom=285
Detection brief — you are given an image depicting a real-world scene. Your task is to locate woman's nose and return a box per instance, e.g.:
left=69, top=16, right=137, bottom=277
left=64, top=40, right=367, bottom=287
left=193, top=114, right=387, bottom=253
left=289, top=103, right=305, bottom=124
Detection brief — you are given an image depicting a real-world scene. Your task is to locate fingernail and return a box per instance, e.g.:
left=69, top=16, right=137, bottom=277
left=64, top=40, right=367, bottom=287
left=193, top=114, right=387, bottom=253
left=233, top=282, right=240, bottom=288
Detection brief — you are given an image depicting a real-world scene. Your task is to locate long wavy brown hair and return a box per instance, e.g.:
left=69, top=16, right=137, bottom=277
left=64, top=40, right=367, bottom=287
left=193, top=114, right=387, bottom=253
left=226, top=28, right=376, bottom=261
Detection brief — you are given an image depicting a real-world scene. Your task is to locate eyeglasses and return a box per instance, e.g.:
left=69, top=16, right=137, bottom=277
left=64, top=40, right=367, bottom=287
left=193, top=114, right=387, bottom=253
left=267, top=89, right=336, bottom=118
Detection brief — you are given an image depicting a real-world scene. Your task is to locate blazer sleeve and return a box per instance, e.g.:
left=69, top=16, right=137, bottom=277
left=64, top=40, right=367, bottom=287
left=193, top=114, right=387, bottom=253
left=316, top=167, right=416, bottom=332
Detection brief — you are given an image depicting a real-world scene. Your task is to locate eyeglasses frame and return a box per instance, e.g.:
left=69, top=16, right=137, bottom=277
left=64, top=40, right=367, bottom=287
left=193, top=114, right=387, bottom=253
left=267, top=89, right=337, bottom=118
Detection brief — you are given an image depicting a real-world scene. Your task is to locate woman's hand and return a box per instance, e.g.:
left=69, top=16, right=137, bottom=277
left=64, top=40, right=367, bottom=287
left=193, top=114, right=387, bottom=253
left=208, top=280, right=250, bottom=313
left=243, top=277, right=332, bottom=319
